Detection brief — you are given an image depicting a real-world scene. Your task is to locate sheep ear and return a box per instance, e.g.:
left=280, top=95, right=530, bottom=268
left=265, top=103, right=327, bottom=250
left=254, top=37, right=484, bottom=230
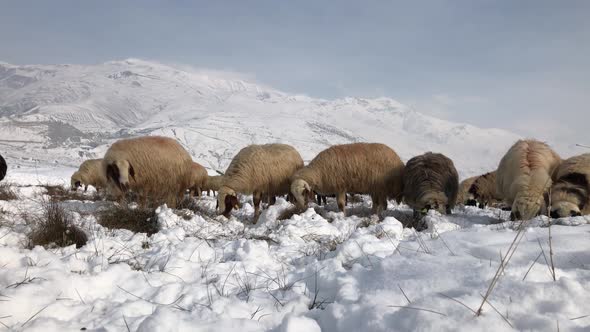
left=128, top=163, right=136, bottom=180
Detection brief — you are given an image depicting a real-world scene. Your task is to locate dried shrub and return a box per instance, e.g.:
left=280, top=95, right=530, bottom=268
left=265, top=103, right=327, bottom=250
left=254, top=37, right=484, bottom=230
left=0, top=182, right=18, bottom=201
left=28, top=200, right=88, bottom=249
left=98, top=205, right=159, bottom=236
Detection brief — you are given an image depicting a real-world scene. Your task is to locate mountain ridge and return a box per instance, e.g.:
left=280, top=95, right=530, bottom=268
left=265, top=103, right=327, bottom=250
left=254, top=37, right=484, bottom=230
left=0, top=59, right=523, bottom=177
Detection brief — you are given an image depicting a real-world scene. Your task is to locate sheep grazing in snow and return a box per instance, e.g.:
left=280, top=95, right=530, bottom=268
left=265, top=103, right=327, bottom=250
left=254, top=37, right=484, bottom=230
left=0, top=154, right=6, bottom=182
left=549, top=153, right=590, bottom=218
left=467, top=171, right=503, bottom=209
left=217, top=144, right=304, bottom=223
left=458, top=176, right=478, bottom=206
left=102, top=136, right=193, bottom=208
left=71, top=159, right=107, bottom=192
left=402, top=152, right=459, bottom=216
left=203, top=175, right=223, bottom=196
left=188, top=162, right=208, bottom=197
left=290, top=143, right=404, bottom=215
left=496, top=139, right=561, bottom=221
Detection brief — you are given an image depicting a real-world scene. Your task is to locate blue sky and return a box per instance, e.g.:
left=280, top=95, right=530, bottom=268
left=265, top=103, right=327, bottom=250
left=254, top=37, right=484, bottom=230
left=1, top=1, right=589, bottom=145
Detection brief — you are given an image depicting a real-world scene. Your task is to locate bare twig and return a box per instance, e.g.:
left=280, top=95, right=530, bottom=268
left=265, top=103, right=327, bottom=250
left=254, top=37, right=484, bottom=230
left=75, top=288, right=86, bottom=305
left=478, top=293, right=513, bottom=328
left=522, top=251, right=543, bottom=281
left=476, top=220, right=530, bottom=316
left=537, top=238, right=555, bottom=279
left=437, top=232, right=456, bottom=256
left=438, top=293, right=477, bottom=315
left=398, top=284, right=411, bottom=304
left=123, top=316, right=131, bottom=332
left=21, top=304, right=51, bottom=327
left=388, top=305, right=447, bottom=316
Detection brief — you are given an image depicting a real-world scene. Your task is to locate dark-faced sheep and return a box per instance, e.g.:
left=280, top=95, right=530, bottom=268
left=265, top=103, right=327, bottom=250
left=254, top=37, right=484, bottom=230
left=71, top=159, right=107, bottom=192
left=496, top=139, right=561, bottom=221
left=102, top=136, right=193, bottom=208
left=189, top=162, right=208, bottom=197
left=291, top=143, right=404, bottom=215
left=0, top=154, right=6, bottom=182
left=467, top=171, right=503, bottom=209
left=458, top=176, right=477, bottom=206
left=550, top=153, right=590, bottom=218
left=217, top=144, right=304, bottom=223
left=402, top=152, right=459, bottom=216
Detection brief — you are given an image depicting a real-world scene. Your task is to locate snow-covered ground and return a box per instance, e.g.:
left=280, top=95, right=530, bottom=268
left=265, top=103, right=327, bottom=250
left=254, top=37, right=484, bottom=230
left=1, top=167, right=589, bottom=332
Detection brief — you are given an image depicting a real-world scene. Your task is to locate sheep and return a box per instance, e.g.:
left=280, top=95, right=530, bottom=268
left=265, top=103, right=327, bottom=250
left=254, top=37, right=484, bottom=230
left=496, top=139, right=561, bottom=221
left=290, top=143, right=404, bottom=215
left=217, top=144, right=304, bottom=223
left=458, top=176, right=477, bottom=206
left=203, top=175, right=223, bottom=196
left=0, top=154, right=6, bottom=182
left=549, top=153, right=590, bottom=218
left=402, top=152, right=459, bottom=217
left=102, top=136, right=193, bottom=208
left=70, top=159, right=107, bottom=192
left=467, top=171, right=504, bottom=209
left=188, top=162, right=208, bottom=197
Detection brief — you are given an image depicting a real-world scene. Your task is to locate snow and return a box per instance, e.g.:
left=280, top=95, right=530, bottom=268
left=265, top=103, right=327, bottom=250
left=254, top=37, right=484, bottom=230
left=0, top=168, right=589, bottom=331
left=0, top=59, right=589, bottom=330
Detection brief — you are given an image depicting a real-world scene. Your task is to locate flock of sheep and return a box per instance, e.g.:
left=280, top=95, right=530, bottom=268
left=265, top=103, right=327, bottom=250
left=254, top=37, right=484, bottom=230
left=2, top=136, right=589, bottom=225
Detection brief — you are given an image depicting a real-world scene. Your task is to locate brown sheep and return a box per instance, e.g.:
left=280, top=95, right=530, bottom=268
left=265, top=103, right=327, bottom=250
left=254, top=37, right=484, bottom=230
left=290, top=143, right=404, bottom=215
left=467, top=171, right=503, bottom=209
left=217, top=144, right=304, bottom=223
left=203, top=175, right=223, bottom=196
left=71, top=159, right=107, bottom=192
left=0, top=154, right=6, bottom=182
left=402, top=152, right=459, bottom=216
left=550, top=153, right=590, bottom=218
left=496, top=139, right=561, bottom=221
left=458, top=176, right=477, bottom=206
left=189, top=162, right=208, bottom=197
left=102, top=136, right=193, bottom=208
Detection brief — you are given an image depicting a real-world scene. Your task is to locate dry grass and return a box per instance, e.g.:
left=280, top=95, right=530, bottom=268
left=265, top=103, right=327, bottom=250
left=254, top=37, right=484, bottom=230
left=98, top=205, right=159, bottom=236
left=0, top=182, right=18, bottom=200
left=41, top=184, right=101, bottom=202
left=27, top=200, right=88, bottom=249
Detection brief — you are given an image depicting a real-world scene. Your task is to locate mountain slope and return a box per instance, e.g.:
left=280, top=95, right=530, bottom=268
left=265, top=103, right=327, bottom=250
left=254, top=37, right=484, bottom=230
left=0, top=59, right=522, bottom=177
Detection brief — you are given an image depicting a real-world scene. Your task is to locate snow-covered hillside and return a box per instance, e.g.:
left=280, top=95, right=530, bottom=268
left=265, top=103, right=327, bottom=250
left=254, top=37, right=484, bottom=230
left=0, top=59, right=527, bottom=177
left=1, top=60, right=589, bottom=331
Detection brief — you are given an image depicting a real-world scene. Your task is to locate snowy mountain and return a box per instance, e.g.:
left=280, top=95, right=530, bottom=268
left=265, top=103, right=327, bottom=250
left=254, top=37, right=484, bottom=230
left=0, top=59, right=522, bottom=177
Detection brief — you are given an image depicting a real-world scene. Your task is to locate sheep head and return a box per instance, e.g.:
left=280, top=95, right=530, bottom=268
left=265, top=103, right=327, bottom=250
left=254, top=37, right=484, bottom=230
left=290, top=179, right=313, bottom=209
left=419, top=191, right=450, bottom=215
left=550, top=186, right=586, bottom=218
left=70, top=171, right=82, bottom=191
left=511, top=192, right=543, bottom=221
left=217, top=186, right=239, bottom=217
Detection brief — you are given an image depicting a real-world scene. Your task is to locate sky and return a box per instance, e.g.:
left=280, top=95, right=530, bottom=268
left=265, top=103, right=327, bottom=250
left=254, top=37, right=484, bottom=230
left=1, top=0, right=589, bottom=146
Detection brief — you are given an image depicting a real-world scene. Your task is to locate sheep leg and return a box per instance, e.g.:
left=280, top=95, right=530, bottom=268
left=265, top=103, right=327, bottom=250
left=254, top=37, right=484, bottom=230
left=371, top=194, right=385, bottom=215
left=84, top=185, right=88, bottom=192
left=196, top=187, right=201, bottom=197
left=269, top=195, right=277, bottom=206
left=337, top=192, right=346, bottom=214
left=253, top=192, right=262, bottom=224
